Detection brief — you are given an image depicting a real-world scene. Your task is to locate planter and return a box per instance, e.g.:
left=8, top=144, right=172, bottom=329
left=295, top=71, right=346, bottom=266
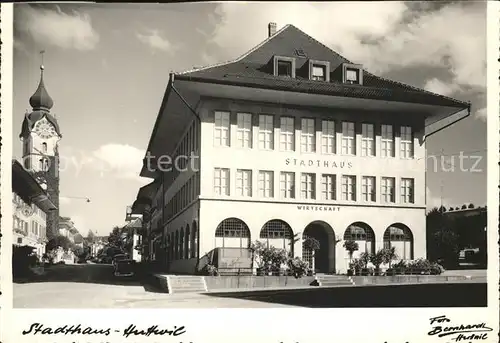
left=347, top=269, right=354, bottom=276
left=307, top=270, right=314, bottom=276
left=256, top=268, right=265, bottom=276
left=373, top=268, right=381, bottom=276
left=278, top=268, right=285, bottom=276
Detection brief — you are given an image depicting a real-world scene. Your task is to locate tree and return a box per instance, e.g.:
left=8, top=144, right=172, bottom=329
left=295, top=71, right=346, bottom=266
left=343, top=240, right=359, bottom=263
left=433, top=229, right=460, bottom=268
left=468, top=203, right=475, bottom=209
left=438, top=205, right=446, bottom=213
left=381, top=246, right=398, bottom=268
left=86, top=230, right=96, bottom=244
left=303, top=237, right=320, bottom=272
left=369, top=249, right=385, bottom=274
left=46, top=235, right=73, bottom=252
left=448, top=207, right=454, bottom=212
left=461, top=204, right=467, bottom=210
left=107, top=226, right=127, bottom=252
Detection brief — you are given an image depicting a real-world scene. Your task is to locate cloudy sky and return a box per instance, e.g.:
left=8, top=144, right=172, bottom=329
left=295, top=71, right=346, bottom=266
left=13, top=2, right=487, bottom=236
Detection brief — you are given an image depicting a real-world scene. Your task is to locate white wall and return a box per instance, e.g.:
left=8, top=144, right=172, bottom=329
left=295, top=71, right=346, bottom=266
left=199, top=200, right=425, bottom=274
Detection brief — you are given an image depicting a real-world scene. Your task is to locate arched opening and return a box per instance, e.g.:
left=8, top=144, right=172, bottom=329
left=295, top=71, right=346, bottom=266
left=383, top=223, right=414, bottom=260
left=42, top=142, right=47, bottom=153
left=343, top=222, right=375, bottom=259
left=179, top=227, right=184, bottom=259
left=185, top=224, right=190, bottom=259
left=260, top=219, right=294, bottom=255
left=303, top=221, right=335, bottom=273
left=215, top=218, right=251, bottom=248
left=191, top=222, right=197, bottom=258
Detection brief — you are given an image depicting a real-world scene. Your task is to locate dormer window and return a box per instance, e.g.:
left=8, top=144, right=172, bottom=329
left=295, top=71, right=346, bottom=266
left=273, top=56, right=296, bottom=78
left=342, top=63, right=363, bottom=85
left=346, top=68, right=359, bottom=84
left=312, top=65, right=325, bottom=81
left=278, top=60, right=292, bottom=77
left=308, top=60, right=330, bottom=82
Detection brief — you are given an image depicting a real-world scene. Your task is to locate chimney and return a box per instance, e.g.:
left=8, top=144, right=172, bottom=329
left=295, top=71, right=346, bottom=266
left=268, top=22, right=277, bottom=37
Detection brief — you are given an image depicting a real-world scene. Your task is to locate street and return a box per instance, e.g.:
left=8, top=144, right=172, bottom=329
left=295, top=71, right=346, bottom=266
left=13, top=263, right=294, bottom=308
left=13, top=264, right=487, bottom=308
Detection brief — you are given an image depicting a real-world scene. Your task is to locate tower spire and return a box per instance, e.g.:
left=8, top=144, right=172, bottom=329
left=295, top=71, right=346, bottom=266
left=29, top=50, right=53, bottom=111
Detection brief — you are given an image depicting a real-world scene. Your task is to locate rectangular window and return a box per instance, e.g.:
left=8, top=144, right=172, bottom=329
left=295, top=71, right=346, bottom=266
left=280, top=117, right=295, bottom=151
left=214, top=168, right=230, bottom=196
left=341, top=175, right=356, bottom=201
left=280, top=172, right=295, bottom=199
left=381, top=124, right=395, bottom=157
left=277, top=60, right=292, bottom=77
left=381, top=177, right=396, bottom=203
left=321, top=120, right=336, bottom=154
left=259, top=115, right=274, bottom=150
left=258, top=171, right=274, bottom=198
left=345, top=68, right=360, bottom=84
left=236, top=113, right=252, bottom=148
left=361, top=123, right=375, bottom=157
left=400, top=126, right=414, bottom=159
left=214, top=111, right=230, bottom=147
left=401, top=178, right=414, bottom=204
left=236, top=169, right=252, bottom=197
left=341, top=122, right=355, bottom=155
left=300, top=173, right=316, bottom=199
left=321, top=174, right=336, bottom=200
left=312, top=65, right=326, bottom=81
left=300, top=118, right=315, bottom=153
left=361, top=176, right=376, bottom=202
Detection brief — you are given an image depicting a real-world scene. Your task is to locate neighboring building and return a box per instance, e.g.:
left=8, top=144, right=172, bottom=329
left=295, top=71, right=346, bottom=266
left=89, top=236, right=107, bottom=257
left=138, top=23, right=470, bottom=274
left=12, top=159, right=57, bottom=257
left=19, top=63, right=62, bottom=240
left=122, top=217, right=143, bottom=262
left=131, top=180, right=161, bottom=263
left=58, top=216, right=79, bottom=243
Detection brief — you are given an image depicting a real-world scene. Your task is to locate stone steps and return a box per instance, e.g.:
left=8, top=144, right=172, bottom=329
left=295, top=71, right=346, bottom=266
left=165, top=275, right=208, bottom=294
left=314, top=275, right=355, bottom=287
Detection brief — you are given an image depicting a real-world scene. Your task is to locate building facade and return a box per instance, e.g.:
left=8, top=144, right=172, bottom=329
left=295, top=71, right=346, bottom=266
left=12, top=159, right=57, bottom=257
left=138, top=23, right=470, bottom=274
left=19, top=64, right=62, bottom=240
left=58, top=216, right=79, bottom=243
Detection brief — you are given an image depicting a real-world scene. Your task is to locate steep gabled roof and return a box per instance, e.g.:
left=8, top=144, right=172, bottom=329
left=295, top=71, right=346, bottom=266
left=177, top=24, right=468, bottom=108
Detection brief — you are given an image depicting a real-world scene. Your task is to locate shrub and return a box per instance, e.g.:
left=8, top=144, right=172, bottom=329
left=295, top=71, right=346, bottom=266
left=287, top=257, right=310, bottom=278
left=201, top=264, right=219, bottom=276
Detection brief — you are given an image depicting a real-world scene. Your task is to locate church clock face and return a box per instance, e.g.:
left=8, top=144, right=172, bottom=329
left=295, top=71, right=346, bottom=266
left=34, top=120, right=57, bottom=139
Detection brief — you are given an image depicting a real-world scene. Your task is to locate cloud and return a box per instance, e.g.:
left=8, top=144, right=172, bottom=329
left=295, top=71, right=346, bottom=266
left=424, top=78, right=461, bottom=96
left=136, top=29, right=176, bottom=53
left=15, top=5, right=99, bottom=51
left=474, top=107, right=487, bottom=122
left=207, top=2, right=485, bottom=90
left=91, top=143, right=146, bottom=181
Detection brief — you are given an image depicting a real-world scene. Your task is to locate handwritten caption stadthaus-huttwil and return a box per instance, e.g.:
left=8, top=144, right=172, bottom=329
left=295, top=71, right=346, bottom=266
left=21, top=316, right=494, bottom=343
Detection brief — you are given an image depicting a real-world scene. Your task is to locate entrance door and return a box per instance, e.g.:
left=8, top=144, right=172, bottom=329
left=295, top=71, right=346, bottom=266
left=303, top=221, right=335, bottom=273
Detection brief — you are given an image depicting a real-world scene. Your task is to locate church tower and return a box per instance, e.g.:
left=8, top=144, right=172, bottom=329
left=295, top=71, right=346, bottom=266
left=19, top=57, right=62, bottom=240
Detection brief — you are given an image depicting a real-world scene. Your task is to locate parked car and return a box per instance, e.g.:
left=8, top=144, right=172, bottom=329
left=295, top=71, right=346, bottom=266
left=112, top=254, right=129, bottom=267
left=114, top=258, right=136, bottom=277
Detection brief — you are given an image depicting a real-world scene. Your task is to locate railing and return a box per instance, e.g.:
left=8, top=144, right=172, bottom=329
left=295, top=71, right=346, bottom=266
left=354, top=268, right=442, bottom=276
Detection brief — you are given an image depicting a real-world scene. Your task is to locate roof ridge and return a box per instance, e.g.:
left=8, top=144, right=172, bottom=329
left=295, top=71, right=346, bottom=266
left=178, top=24, right=292, bottom=75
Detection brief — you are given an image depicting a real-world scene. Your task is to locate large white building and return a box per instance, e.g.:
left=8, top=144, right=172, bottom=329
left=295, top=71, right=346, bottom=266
left=138, top=23, right=470, bottom=274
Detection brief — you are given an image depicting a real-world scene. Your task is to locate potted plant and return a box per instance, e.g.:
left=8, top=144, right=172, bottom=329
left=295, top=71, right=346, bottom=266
left=302, top=236, right=320, bottom=273
left=343, top=240, right=359, bottom=274
left=287, top=257, right=310, bottom=279
left=271, top=248, right=288, bottom=276
left=250, top=241, right=267, bottom=275
left=368, top=250, right=385, bottom=276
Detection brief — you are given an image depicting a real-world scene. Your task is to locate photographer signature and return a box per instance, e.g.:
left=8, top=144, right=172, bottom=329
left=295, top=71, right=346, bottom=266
left=428, top=315, right=493, bottom=341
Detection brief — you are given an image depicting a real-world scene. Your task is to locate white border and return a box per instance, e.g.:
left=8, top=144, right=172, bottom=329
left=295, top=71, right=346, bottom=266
left=1, top=3, right=498, bottom=343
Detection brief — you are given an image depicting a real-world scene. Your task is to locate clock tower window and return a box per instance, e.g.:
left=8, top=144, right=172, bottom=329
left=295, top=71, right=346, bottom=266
left=42, top=142, right=47, bottom=153
left=40, top=158, right=49, bottom=172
